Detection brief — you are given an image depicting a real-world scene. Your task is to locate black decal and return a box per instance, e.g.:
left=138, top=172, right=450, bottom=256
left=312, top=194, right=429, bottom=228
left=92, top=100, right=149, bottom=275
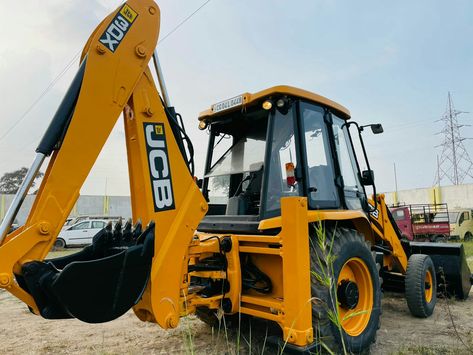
left=143, top=123, right=175, bottom=212
left=99, top=4, right=138, bottom=53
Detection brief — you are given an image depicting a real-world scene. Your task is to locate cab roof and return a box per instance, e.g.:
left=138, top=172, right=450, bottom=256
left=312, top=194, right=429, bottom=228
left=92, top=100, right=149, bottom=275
left=198, top=85, right=351, bottom=121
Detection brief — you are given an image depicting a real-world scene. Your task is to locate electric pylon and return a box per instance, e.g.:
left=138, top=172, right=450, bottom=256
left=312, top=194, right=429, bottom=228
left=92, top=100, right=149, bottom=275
left=435, top=92, right=472, bottom=185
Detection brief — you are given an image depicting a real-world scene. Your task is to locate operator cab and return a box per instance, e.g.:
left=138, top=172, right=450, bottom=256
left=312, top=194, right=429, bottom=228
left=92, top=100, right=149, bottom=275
left=197, top=86, right=377, bottom=234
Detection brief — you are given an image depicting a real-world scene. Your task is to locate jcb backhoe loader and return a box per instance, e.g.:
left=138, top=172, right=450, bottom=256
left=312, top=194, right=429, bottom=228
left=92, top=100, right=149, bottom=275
left=0, top=1, right=471, bottom=353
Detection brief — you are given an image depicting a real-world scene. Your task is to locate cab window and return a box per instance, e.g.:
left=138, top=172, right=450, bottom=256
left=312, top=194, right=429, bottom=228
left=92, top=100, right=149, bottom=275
left=332, top=115, right=363, bottom=210
left=459, top=211, right=470, bottom=225
left=393, top=209, right=405, bottom=221
left=300, top=102, right=338, bottom=208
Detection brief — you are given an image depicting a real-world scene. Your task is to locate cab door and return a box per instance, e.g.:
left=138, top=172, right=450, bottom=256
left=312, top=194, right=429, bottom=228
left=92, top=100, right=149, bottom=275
left=298, top=102, right=339, bottom=209
left=330, top=114, right=365, bottom=210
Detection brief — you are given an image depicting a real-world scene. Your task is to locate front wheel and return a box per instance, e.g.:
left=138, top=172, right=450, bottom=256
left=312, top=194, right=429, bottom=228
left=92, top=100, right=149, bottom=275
left=310, top=226, right=381, bottom=354
left=405, top=254, right=436, bottom=318
left=54, top=238, right=66, bottom=249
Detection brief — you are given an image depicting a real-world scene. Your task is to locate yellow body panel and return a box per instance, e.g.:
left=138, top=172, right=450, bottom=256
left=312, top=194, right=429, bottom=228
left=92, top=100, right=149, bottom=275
left=121, top=67, right=208, bottom=328
left=198, top=85, right=351, bottom=122
left=190, top=197, right=313, bottom=346
left=368, top=194, right=408, bottom=273
left=259, top=209, right=374, bottom=244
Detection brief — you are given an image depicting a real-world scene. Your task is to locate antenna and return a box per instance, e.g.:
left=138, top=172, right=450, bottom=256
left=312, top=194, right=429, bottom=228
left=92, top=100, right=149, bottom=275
left=434, top=92, right=472, bottom=185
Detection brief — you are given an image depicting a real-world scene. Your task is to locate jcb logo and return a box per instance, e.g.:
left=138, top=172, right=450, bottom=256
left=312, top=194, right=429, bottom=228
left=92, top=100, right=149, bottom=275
left=369, top=203, right=379, bottom=219
left=99, top=4, right=138, bottom=53
left=144, top=123, right=175, bottom=212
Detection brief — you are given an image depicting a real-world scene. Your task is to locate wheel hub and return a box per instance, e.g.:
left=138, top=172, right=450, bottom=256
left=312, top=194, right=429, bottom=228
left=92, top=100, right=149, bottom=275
left=338, top=280, right=359, bottom=309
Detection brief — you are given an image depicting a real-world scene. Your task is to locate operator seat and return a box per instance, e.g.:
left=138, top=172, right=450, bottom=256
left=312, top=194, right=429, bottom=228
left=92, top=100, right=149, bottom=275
left=308, top=165, right=334, bottom=201
left=226, top=162, right=263, bottom=215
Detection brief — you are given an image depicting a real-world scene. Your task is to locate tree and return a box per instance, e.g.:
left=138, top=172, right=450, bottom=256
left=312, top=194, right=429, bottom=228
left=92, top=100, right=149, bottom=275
left=0, top=168, right=44, bottom=194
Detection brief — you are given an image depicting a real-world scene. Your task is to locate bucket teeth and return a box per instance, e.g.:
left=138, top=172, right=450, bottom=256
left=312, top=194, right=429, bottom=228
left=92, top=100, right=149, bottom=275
left=112, top=218, right=123, bottom=241
left=88, top=218, right=150, bottom=253
left=19, top=217, right=156, bottom=322
left=133, top=220, right=142, bottom=239
left=122, top=219, right=133, bottom=243
left=137, top=221, right=155, bottom=245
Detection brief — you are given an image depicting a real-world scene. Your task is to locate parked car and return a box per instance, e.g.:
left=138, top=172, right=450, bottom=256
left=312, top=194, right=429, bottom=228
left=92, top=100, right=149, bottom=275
left=61, top=215, right=122, bottom=231
left=390, top=203, right=450, bottom=242
left=61, top=217, right=75, bottom=229
left=56, top=219, right=108, bottom=248
left=449, top=209, right=473, bottom=241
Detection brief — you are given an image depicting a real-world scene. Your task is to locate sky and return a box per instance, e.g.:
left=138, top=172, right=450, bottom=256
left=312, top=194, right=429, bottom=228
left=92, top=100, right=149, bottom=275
left=0, top=0, right=472, bottom=195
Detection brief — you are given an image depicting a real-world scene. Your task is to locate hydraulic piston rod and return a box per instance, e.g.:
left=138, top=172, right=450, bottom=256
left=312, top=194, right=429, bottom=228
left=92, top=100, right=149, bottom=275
left=152, top=50, right=171, bottom=108
left=0, top=153, right=45, bottom=244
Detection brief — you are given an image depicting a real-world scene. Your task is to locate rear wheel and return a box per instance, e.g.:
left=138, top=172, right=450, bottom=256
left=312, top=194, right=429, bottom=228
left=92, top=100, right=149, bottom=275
left=405, top=254, right=436, bottom=318
left=464, top=232, right=473, bottom=242
left=54, top=238, right=66, bottom=249
left=310, top=226, right=381, bottom=354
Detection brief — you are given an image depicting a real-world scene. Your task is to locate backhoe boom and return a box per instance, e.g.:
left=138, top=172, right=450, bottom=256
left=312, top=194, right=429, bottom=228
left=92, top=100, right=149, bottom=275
left=0, top=0, right=206, bottom=327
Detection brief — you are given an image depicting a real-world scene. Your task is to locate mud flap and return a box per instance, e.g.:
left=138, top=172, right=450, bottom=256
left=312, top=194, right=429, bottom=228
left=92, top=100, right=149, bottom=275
left=18, top=220, right=155, bottom=323
left=407, top=242, right=472, bottom=300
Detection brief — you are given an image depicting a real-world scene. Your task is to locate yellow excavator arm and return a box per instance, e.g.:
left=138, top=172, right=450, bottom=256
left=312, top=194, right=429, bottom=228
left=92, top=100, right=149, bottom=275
left=368, top=194, right=408, bottom=273
left=0, top=0, right=206, bottom=326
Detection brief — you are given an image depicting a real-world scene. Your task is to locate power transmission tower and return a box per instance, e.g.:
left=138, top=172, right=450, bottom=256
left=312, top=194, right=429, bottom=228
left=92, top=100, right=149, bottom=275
left=435, top=92, right=472, bottom=185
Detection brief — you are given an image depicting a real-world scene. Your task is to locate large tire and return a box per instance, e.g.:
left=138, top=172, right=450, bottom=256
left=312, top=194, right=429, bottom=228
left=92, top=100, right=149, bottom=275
left=310, top=226, right=381, bottom=354
left=464, top=232, right=473, bottom=242
left=405, top=254, right=436, bottom=318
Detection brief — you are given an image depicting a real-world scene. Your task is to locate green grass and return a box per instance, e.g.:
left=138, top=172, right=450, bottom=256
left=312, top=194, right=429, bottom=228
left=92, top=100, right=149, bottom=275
left=461, top=240, right=473, bottom=257
left=459, top=241, right=473, bottom=269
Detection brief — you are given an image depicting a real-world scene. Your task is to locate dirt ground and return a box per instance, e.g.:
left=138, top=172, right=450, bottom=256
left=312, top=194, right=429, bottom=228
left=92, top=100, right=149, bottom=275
left=1, top=289, right=473, bottom=355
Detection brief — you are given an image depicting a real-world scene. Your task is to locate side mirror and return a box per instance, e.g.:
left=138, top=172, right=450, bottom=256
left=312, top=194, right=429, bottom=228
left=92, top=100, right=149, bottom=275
left=360, top=123, right=384, bottom=134
left=361, top=170, right=375, bottom=186
left=370, top=124, right=384, bottom=134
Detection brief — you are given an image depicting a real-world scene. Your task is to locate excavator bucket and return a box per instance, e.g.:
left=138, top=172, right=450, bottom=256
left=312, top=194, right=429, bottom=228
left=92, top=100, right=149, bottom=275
left=17, top=220, right=155, bottom=323
left=407, top=242, right=472, bottom=300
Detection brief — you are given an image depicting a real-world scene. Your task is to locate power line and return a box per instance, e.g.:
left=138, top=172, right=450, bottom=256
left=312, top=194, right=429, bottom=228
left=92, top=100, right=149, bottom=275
left=158, top=0, right=211, bottom=45
left=0, top=52, right=81, bottom=142
left=0, top=0, right=212, bottom=145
